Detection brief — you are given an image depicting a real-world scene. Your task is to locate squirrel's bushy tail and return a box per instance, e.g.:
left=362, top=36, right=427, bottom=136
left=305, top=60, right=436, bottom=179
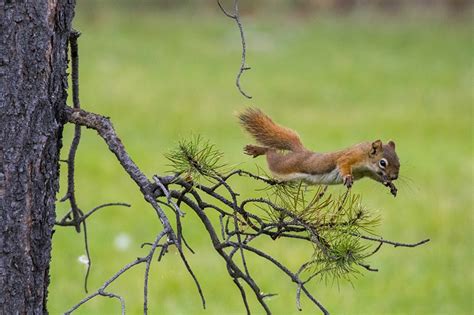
left=239, top=108, right=304, bottom=152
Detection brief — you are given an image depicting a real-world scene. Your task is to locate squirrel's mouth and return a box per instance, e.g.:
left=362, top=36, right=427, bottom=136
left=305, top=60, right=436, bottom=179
left=378, top=174, right=397, bottom=196
left=376, top=171, right=386, bottom=182
left=381, top=174, right=392, bottom=186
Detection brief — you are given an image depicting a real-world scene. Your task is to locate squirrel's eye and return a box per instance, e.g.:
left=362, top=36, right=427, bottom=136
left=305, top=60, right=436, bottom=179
left=379, top=158, right=387, bottom=169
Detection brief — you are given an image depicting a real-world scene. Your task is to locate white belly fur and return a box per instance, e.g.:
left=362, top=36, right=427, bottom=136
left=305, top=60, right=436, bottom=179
left=273, top=168, right=343, bottom=185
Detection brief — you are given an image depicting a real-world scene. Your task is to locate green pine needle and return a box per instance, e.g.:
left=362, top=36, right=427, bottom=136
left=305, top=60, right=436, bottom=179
left=267, top=183, right=381, bottom=283
left=165, top=135, right=226, bottom=182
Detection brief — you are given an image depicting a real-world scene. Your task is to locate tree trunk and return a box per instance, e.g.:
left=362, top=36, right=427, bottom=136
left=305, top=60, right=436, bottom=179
left=0, top=0, right=75, bottom=313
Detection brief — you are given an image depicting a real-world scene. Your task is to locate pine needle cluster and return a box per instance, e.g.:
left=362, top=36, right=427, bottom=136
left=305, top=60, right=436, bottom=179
left=165, top=135, right=226, bottom=182
left=269, top=182, right=381, bottom=283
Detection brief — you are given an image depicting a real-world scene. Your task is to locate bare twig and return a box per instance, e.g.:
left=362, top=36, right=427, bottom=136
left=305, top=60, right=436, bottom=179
left=358, top=262, right=378, bottom=272
left=143, top=231, right=167, bottom=314
left=61, top=29, right=83, bottom=232
left=177, top=246, right=207, bottom=309
left=352, top=234, right=430, bottom=248
left=217, top=0, right=252, bottom=98
left=82, top=222, right=91, bottom=293
left=153, top=175, right=185, bottom=217
left=100, top=291, right=126, bottom=315
left=366, top=242, right=384, bottom=257
left=233, top=278, right=251, bottom=315
left=65, top=229, right=170, bottom=314
left=56, top=202, right=131, bottom=226
left=56, top=202, right=129, bottom=293
left=65, top=256, right=147, bottom=314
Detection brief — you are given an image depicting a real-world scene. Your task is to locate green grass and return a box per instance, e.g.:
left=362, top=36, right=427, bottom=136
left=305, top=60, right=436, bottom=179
left=49, top=6, right=473, bottom=315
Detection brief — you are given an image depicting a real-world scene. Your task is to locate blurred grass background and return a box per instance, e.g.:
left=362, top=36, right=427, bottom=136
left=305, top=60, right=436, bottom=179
left=50, top=1, right=473, bottom=314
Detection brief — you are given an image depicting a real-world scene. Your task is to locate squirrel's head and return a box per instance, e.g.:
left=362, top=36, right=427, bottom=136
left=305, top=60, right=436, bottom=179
left=369, top=140, right=400, bottom=183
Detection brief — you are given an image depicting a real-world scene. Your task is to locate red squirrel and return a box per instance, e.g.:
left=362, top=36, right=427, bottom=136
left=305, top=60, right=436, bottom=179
left=239, top=108, right=400, bottom=196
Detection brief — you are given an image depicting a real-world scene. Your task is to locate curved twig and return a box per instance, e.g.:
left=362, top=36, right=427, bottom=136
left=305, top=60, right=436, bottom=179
left=56, top=202, right=131, bottom=226
left=64, top=256, right=148, bottom=314
left=61, top=29, right=82, bottom=232
left=217, top=0, right=252, bottom=98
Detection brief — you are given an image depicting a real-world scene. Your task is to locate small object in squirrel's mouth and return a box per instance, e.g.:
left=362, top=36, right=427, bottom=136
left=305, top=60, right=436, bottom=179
left=383, top=180, right=398, bottom=197
left=390, top=185, right=397, bottom=197
left=388, top=182, right=397, bottom=197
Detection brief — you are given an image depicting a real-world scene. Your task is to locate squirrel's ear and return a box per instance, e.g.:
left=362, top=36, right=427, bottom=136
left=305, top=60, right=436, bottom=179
left=388, top=140, right=396, bottom=150
left=370, top=140, right=383, bottom=156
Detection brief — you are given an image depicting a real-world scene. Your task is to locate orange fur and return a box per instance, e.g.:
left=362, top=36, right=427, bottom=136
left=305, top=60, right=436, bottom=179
left=239, top=108, right=304, bottom=152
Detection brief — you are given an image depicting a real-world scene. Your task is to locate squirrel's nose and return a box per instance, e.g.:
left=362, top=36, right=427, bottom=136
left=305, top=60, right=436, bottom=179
left=391, top=174, right=398, bottom=180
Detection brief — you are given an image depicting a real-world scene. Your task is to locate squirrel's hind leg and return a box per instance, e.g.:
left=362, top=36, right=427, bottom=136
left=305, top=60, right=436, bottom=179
left=244, top=145, right=269, bottom=158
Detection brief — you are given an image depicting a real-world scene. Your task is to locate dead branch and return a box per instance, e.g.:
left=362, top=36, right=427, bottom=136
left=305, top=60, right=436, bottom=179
left=218, top=0, right=252, bottom=98
left=61, top=29, right=83, bottom=233
left=61, top=104, right=429, bottom=314
left=61, top=106, right=207, bottom=313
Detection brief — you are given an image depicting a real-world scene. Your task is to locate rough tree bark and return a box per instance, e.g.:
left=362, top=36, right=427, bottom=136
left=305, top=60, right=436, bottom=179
left=0, top=1, right=75, bottom=313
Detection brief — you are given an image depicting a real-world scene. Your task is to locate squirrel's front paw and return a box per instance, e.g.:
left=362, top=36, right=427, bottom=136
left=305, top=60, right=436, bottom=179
left=343, top=175, right=353, bottom=188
